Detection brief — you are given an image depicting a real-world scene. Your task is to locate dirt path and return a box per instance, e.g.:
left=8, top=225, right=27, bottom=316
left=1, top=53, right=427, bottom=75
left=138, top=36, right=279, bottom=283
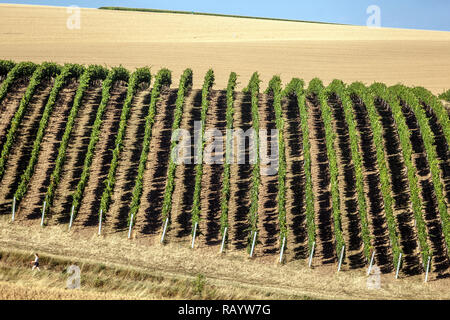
left=74, top=82, right=127, bottom=228
left=0, top=81, right=53, bottom=216
left=0, top=79, right=29, bottom=151
left=421, top=102, right=450, bottom=209
left=105, top=89, right=150, bottom=233
left=133, top=89, right=178, bottom=237
left=328, top=93, right=365, bottom=268
left=400, top=101, right=450, bottom=274
left=306, top=95, right=336, bottom=264
left=351, top=94, right=393, bottom=273
left=281, top=95, right=308, bottom=260
left=228, top=92, right=253, bottom=251
left=16, top=81, right=79, bottom=221
left=255, top=93, right=279, bottom=256
left=49, top=82, right=102, bottom=224
left=198, top=90, right=227, bottom=247
left=374, top=97, right=422, bottom=275
left=168, top=89, right=202, bottom=241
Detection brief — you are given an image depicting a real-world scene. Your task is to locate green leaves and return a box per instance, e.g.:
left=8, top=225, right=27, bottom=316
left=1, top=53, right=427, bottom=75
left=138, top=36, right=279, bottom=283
left=191, top=69, right=215, bottom=230
left=284, top=78, right=315, bottom=251
left=438, top=89, right=450, bottom=102
left=307, top=78, right=344, bottom=256
left=14, top=64, right=85, bottom=205
left=327, top=79, right=371, bottom=259
left=128, top=68, right=172, bottom=225
left=0, top=60, right=16, bottom=78
left=0, top=61, right=37, bottom=105
left=71, top=66, right=131, bottom=220
left=393, top=85, right=450, bottom=255
left=370, top=83, right=428, bottom=265
left=98, top=67, right=151, bottom=220
left=0, top=62, right=61, bottom=182
left=44, top=65, right=109, bottom=218
left=246, top=72, right=261, bottom=251
left=266, top=76, right=287, bottom=245
left=348, top=82, right=400, bottom=267
left=219, top=72, right=237, bottom=236
left=160, top=69, right=193, bottom=224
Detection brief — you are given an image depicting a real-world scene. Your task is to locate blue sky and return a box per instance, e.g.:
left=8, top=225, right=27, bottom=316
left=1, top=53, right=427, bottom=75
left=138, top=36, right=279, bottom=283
left=4, top=0, right=450, bottom=31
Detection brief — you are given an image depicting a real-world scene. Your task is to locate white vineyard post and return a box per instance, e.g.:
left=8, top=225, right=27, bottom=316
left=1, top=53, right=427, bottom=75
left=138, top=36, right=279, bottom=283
left=68, top=206, right=74, bottom=231
left=98, top=209, right=102, bottom=236
left=249, top=231, right=257, bottom=258
left=160, top=218, right=169, bottom=244
left=191, top=222, right=198, bottom=249
left=308, top=242, right=316, bottom=268
left=395, top=253, right=402, bottom=279
left=367, top=250, right=375, bottom=276
left=425, top=256, right=431, bottom=283
left=220, top=227, right=228, bottom=253
left=337, top=245, right=345, bottom=272
left=279, top=236, right=286, bottom=264
left=127, top=213, right=134, bottom=239
left=40, top=201, right=46, bottom=227
left=11, top=196, right=16, bottom=222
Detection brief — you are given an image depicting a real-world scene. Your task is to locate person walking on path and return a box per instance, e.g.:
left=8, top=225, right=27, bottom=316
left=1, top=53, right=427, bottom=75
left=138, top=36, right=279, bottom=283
left=31, top=253, right=40, bottom=271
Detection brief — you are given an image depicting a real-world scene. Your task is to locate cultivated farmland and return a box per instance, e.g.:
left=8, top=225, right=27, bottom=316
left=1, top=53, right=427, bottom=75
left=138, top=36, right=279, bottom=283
left=0, top=60, right=449, bottom=281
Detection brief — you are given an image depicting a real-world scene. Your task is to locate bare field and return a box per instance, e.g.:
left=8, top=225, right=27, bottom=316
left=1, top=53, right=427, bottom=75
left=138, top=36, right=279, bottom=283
left=0, top=4, right=449, bottom=93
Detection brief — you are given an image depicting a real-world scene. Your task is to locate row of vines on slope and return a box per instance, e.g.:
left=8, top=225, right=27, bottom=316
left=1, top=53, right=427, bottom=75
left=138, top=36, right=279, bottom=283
left=98, top=67, right=151, bottom=219
left=70, top=67, right=130, bottom=220
left=0, top=62, right=36, bottom=105
left=43, top=65, right=109, bottom=218
left=160, top=69, right=193, bottom=224
left=0, top=63, right=61, bottom=181
left=128, top=69, right=172, bottom=226
left=245, top=72, right=261, bottom=251
left=348, top=83, right=399, bottom=271
left=219, top=72, right=237, bottom=236
left=14, top=64, right=85, bottom=205
left=307, top=78, right=344, bottom=257
left=370, top=83, right=425, bottom=274
left=191, top=69, right=215, bottom=232
left=393, top=85, right=450, bottom=269
left=283, top=79, right=315, bottom=252
left=414, top=87, right=450, bottom=205
left=328, top=80, right=371, bottom=261
left=265, top=76, right=287, bottom=245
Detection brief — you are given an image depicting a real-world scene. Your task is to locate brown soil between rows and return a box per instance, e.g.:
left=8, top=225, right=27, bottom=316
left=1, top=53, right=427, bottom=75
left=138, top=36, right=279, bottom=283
left=374, top=97, right=422, bottom=275
left=133, top=88, right=178, bottom=238
left=254, top=93, right=279, bottom=256
left=351, top=94, right=393, bottom=273
left=281, top=95, right=308, bottom=260
left=0, top=80, right=53, bottom=216
left=228, top=92, right=252, bottom=251
left=328, top=92, right=365, bottom=269
left=168, top=89, right=202, bottom=241
left=105, top=89, right=150, bottom=233
left=400, top=101, right=450, bottom=275
left=306, top=95, right=336, bottom=264
left=48, top=82, right=103, bottom=224
left=198, top=90, right=227, bottom=247
left=17, top=80, right=79, bottom=222
left=74, top=82, right=127, bottom=228
left=0, top=79, right=30, bottom=151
